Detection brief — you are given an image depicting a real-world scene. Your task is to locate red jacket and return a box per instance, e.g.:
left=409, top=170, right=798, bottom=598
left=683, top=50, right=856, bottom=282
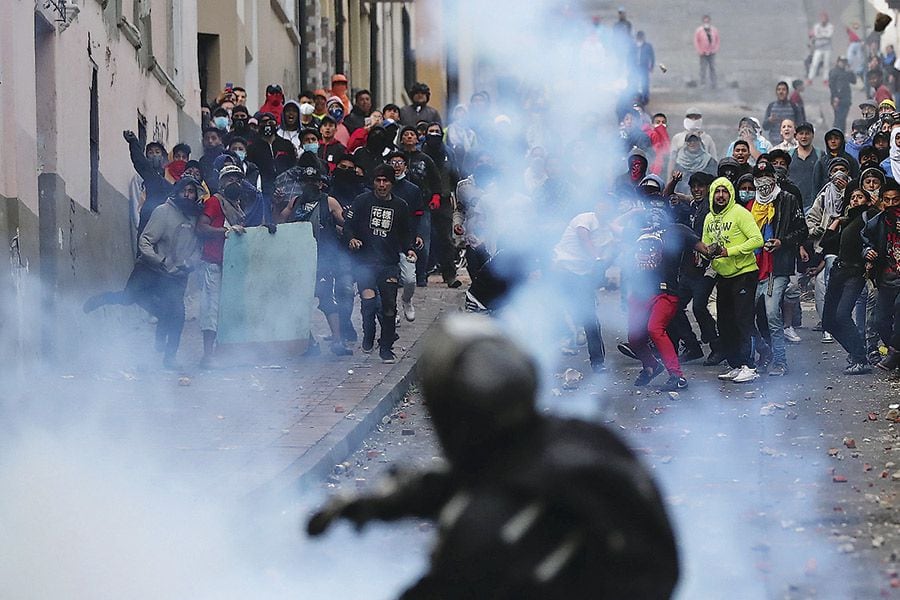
left=643, top=123, right=670, bottom=175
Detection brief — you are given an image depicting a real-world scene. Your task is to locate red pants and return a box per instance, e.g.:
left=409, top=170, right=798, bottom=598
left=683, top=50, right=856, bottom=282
left=628, top=293, right=682, bottom=377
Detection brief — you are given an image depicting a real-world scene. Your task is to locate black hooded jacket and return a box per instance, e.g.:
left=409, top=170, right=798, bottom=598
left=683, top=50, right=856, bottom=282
left=812, top=129, right=860, bottom=195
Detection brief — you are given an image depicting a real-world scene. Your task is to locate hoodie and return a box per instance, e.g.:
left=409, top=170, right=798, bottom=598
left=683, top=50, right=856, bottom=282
left=701, top=177, right=764, bottom=278
left=812, top=129, right=859, bottom=194
left=259, top=90, right=285, bottom=125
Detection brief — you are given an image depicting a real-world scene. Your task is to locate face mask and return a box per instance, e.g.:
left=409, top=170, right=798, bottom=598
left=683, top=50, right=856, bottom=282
left=754, top=176, right=776, bottom=198
left=234, top=150, right=247, bottom=162
left=232, top=120, right=247, bottom=132
left=299, top=103, right=315, bottom=116
left=328, top=107, right=344, bottom=121
left=334, top=169, right=361, bottom=184
left=213, top=116, right=229, bottom=130
left=852, top=132, right=867, bottom=144
left=262, top=124, right=276, bottom=137
left=223, top=182, right=242, bottom=200
left=425, top=133, right=442, bottom=146
left=149, top=155, right=165, bottom=169
left=303, top=142, right=320, bottom=153
left=684, top=118, right=702, bottom=131
left=383, top=118, right=395, bottom=127
left=175, top=191, right=201, bottom=215
left=831, top=170, right=848, bottom=183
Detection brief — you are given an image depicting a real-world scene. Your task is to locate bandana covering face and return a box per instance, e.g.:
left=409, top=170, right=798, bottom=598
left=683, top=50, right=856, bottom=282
left=683, top=118, right=703, bottom=132
left=753, top=176, right=779, bottom=204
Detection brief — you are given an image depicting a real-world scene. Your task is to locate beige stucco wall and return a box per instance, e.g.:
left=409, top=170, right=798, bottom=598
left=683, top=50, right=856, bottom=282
left=256, top=0, right=300, bottom=102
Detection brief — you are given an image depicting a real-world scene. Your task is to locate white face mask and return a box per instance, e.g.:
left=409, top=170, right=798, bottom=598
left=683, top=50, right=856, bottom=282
left=684, top=117, right=702, bottom=132
left=299, top=103, right=315, bottom=116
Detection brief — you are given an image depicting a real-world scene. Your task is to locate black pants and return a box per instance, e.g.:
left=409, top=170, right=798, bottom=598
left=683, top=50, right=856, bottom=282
left=356, top=264, right=400, bottom=351
left=430, top=205, right=456, bottom=281
left=670, top=273, right=718, bottom=350
left=716, top=271, right=758, bottom=369
left=834, top=101, right=850, bottom=133
left=823, top=268, right=867, bottom=363
left=875, top=284, right=900, bottom=350
left=558, top=270, right=605, bottom=367
left=94, top=263, right=187, bottom=360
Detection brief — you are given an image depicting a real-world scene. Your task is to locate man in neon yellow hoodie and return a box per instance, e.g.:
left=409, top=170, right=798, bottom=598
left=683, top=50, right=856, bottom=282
left=702, top=177, right=765, bottom=383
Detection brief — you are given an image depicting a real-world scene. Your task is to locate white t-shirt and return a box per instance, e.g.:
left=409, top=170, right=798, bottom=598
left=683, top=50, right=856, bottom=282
left=553, top=212, right=612, bottom=275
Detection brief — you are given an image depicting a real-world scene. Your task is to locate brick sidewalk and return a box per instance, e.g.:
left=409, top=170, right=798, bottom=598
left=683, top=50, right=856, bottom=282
left=28, top=275, right=462, bottom=501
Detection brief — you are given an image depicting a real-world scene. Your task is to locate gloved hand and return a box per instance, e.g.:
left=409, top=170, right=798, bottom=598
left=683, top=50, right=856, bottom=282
left=429, top=194, right=441, bottom=211
left=266, top=222, right=277, bottom=235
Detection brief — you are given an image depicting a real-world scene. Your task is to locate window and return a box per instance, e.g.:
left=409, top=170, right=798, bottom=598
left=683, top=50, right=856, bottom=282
left=89, top=67, right=99, bottom=213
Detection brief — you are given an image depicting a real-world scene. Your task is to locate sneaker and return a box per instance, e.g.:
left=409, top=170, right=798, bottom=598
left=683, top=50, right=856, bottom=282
left=634, top=361, right=665, bottom=386
left=617, top=342, right=639, bottom=360
left=768, top=363, right=787, bottom=377
left=822, top=332, right=835, bottom=343
left=868, top=350, right=884, bottom=366
left=380, top=349, right=397, bottom=364
left=704, top=350, right=727, bottom=366
left=661, top=375, right=688, bottom=391
left=844, top=362, right=872, bottom=375
left=361, top=337, right=375, bottom=354
left=402, top=301, right=416, bottom=322
left=718, top=367, right=742, bottom=380
left=679, top=346, right=705, bottom=363
left=331, top=342, right=353, bottom=356
left=783, top=327, right=801, bottom=343
left=445, top=277, right=462, bottom=289
left=732, top=365, right=759, bottom=383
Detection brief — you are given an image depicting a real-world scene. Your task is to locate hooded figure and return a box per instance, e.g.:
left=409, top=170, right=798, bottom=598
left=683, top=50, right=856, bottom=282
left=258, top=84, right=285, bottom=125
left=326, top=95, right=352, bottom=146
left=881, top=127, right=900, bottom=181
left=717, top=156, right=749, bottom=183
left=352, top=125, right=396, bottom=183
left=669, top=107, right=718, bottom=164
left=813, top=128, right=860, bottom=193
left=673, top=134, right=717, bottom=195
left=615, top=148, right=649, bottom=194
left=307, top=314, right=680, bottom=599
left=807, top=156, right=851, bottom=249
left=278, top=100, right=303, bottom=153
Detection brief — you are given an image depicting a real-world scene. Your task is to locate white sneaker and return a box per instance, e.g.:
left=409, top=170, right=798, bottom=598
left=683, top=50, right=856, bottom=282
left=783, top=326, right=801, bottom=343
left=718, top=367, right=742, bottom=380
left=403, top=301, right=416, bottom=322
left=822, top=332, right=835, bottom=343
left=732, top=365, right=759, bottom=383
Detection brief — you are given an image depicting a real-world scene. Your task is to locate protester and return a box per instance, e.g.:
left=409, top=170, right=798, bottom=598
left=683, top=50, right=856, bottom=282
left=808, top=12, right=834, bottom=84
left=694, top=15, right=720, bottom=89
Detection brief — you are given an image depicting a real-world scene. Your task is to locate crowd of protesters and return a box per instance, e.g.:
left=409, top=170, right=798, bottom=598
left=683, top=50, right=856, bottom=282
left=82, top=9, right=900, bottom=393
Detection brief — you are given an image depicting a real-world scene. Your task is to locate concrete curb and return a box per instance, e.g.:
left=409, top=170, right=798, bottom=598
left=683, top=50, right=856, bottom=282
left=246, top=322, right=433, bottom=502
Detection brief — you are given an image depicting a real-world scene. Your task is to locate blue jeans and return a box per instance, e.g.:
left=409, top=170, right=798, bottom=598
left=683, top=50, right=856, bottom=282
left=756, top=275, right=790, bottom=366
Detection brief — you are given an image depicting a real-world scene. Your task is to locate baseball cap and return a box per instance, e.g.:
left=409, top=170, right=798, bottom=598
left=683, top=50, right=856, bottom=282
left=218, top=164, right=244, bottom=180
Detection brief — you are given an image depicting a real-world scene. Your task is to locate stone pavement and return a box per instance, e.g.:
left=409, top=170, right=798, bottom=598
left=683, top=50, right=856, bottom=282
left=6, top=273, right=463, bottom=502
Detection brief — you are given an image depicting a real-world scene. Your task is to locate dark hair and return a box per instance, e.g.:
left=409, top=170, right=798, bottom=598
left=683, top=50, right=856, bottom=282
left=300, top=127, right=322, bottom=141
left=382, top=103, right=401, bottom=114
left=185, top=160, right=201, bottom=170
left=651, top=112, right=667, bottom=121
left=636, top=30, right=645, bottom=39
left=231, top=104, right=250, bottom=117
left=172, top=143, right=191, bottom=157
left=145, top=141, right=166, bottom=154
left=372, top=164, right=396, bottom=183
left=355, top=89, right=372, bottom=101
left=299, top=90, right=315, bottom=100
left=859, top=146, right=880, bottom=161
left=212, top=107, right=229, bottom=117
left=776, top=80, right=789, bottom=89
left=336, top=153, right=358, bottom=165
left=233, top=86, right=246, bottom=93
left=884, top=178, right=900, bottom=193
left=733, top=139, right=750, bottom=151
left=792, top=79, right=804, bottom=89
left=227, top=136, right=249, bottom=148
left=202, top=127, right=223, bottom=138
left=867, top=69, right=883, bottom=80
left=385, top=151, right=408, bottom=164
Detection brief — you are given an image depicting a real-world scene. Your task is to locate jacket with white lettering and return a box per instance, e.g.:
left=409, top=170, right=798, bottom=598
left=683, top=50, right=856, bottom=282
left=702, top=177, right=764, bottom=278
